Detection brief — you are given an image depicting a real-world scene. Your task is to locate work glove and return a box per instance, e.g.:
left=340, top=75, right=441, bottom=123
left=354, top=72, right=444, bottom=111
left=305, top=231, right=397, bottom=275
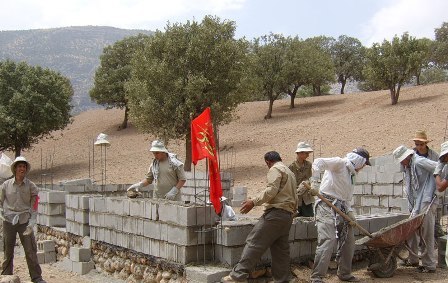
left=297, top=181, right=310, bottom=195
left=165, top=186, right=179, bottom=200
left=23, top=212, right=36, bottom=236
left=347, top=211, right=357, bottom=227
left=127, top=181, right=143, bottom=192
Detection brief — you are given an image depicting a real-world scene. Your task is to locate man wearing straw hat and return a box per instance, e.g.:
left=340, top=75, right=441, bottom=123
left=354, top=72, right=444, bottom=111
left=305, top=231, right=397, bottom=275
left=434, top=141, right=448, bottom=267
left=412, top=130, right=444, bottom=241
left=393, top=145, right=438, bottom=273
left=412, top=130, right=439, bottom=161
left=0, top=156, right=47, bottom=283
left=289, top=142, right=315, bottom=217
left=127, top=140, right=186, bottom=201
left=309, top=147, right=370, bottom=283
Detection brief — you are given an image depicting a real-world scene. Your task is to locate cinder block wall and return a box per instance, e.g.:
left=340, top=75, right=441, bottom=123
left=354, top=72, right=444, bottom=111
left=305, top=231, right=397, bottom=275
left=352, top=154, right=409, bottom=215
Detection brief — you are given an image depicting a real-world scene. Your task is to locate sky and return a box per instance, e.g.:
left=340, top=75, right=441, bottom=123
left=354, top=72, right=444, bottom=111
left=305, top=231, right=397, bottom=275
left=0, top=0, right=446, bottom=46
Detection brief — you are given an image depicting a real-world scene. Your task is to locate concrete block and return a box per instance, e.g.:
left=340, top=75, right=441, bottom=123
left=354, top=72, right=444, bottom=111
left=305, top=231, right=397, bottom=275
left=379, top=196, right=389, bottom=207
left=361, top=196, right=380, bottom=207
left=38, top=203, right=65, bottom=216
left=214, top=245, right=244, bottom=266
left=74, top=210, right=89, bottom=223
left=70, top=247, right=91, bottom=262
left=354, top=171, right=368, bottom=183
left=37, top=214, right=66, bottom=227
left=122, top=216, right=138, bottom=233
left=47, top=191, right=67, bottom=203
left=363, top=184, right=373, bottom=195
left=294, top=218, right=308, bottom=240
left=306, top=220, right=317, bottom=239
left=63, top=185, right=87, bottom=193
left=129, top=199, right=145, bottom=218
left=38, top=240, right=55, bottom=252
left=216, top=220, right=254, bottom=246
left=143, top=219, right=161, bottom=239
left=393, top=184, right=404, bottom=197
left=88, top=212, right=104, bottom=227
left=89, top=197, right=107, bottom=213
left=45, top=251, right=56, bottom=263
left=79, top=195, right=90, bottom=210
left=72, top=260, right=94, bottom=275
left=353, top=185, right=363, bottom=195
left=185, top=266, right=231, bottom=283
left=372, top=184, right=393, bottom=196
left=371, top=206, right=389, bottom=214
left=65, top=207, right=75, bottom=221
left=82, top=236, right=91, bottom=248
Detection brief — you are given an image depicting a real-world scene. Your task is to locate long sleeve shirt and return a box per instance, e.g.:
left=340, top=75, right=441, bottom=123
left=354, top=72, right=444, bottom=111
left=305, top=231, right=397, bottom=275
left=404, top=155, right=437, bottom=214
left=253, top=161, right=298, bottom=214
left=312, top=157, right=354, bottom=210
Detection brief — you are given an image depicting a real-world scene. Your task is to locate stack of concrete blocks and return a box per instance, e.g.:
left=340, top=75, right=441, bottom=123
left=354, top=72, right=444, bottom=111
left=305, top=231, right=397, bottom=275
left=37, top=190, right=67, bottom=227
left=62, top=246, right=94, bottom=275
left=36, top=240, right=56, bottom=264
left=181, top=171, right=233, bottom=204
left=215, top=213, right=408, bottom=267
left=65, top=194, right=92, bottom=236
left=88, top=196, right=218, bottom=264
left=352, top=153, right=409, bottom=215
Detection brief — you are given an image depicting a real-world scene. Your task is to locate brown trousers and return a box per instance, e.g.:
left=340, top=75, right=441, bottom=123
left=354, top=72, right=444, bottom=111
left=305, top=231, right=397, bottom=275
left=2, top=221, right=43, bottom=282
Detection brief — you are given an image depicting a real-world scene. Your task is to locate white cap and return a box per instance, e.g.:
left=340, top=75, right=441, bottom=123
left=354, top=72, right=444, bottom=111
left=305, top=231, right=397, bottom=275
left=393, top=145, right=414, bottom=163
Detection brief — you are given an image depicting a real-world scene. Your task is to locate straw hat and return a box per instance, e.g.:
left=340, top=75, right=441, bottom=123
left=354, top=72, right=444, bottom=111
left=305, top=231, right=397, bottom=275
left=440, top=141, right=448, bottom=160
left=295, top=142, right=313, bottom=153
left=11, top=156, right=31, bottom=175
left=412, top=130, right=431, bottom=143
left=393, top=145, right=414, bottom=163
left=149, top=140, right=169, bottom=153
left=94, top=133, right=111, bottom=146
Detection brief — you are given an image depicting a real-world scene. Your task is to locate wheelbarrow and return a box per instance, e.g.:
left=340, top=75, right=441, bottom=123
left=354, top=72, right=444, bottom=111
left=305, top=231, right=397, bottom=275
left=303, top=182, right=431, bottom=278
left=355, top=212, right=425, bottom=278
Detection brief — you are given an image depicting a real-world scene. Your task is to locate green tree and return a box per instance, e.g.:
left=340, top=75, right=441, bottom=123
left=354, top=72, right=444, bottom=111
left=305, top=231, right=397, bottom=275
left=412, top=38, right=432, bottom=85
left=126, top=16, right=248, bottom=170
left=0, top=60, right=73, bottom=157
left=303, top=37, right=335, bottom=96
left=331, top=35, right=366, bottom=94
left=247, top=33, right=290, bottom=118
left=90, top=34, right=151, bottom=129
left=363, top=33, right=423, bottom=105
left=433, top=22, right=448, bottom=69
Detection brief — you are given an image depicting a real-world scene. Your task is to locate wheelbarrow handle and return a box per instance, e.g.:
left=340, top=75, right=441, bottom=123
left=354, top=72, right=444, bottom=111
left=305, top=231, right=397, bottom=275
left=303, top=183, right=373, bottom=238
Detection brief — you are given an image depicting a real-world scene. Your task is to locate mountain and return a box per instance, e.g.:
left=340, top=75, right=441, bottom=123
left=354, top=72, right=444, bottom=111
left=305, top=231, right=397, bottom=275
left=0, top=26, right=153, bottom=114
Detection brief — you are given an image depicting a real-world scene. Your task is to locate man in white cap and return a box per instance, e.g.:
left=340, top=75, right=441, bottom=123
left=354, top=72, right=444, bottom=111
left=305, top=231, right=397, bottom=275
left=289, top=142, right=314, bottom=216
left=0, top=156, right=47, bottom=283
left=434, top=141, right=448, bottom=267
left=310, top=147, right=370, bottom=283
left=393, top=145, right=438, bottom=273
left=127, top=140, right=186, bottom=201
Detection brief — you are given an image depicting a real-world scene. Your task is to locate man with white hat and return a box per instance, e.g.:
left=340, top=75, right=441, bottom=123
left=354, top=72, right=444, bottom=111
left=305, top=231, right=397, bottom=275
left=393, top=145, right=438, bottom=273
left=0, top=156, right=47, bottom=283
left=289, top=142, right=314, bottom=217
left=310, top=147, right=370, bottom=283
left=434, top=141, right=448, bottom=267
left=127, top=140, right=186, bottom=201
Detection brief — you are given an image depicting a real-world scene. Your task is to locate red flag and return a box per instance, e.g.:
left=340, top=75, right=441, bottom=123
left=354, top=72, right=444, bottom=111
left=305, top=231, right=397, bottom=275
left=191, top=107, right=222, bottom=214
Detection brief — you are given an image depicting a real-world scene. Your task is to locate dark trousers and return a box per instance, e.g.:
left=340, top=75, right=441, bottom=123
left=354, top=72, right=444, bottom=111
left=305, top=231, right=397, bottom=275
left=230, top=208, right=293, bottom=282
left=2, top=221, right=43, bottom=282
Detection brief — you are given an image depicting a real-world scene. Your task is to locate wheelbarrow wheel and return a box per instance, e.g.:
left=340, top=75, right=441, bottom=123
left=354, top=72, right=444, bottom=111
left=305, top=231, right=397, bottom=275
left=368, top=253, right=397, bottom=278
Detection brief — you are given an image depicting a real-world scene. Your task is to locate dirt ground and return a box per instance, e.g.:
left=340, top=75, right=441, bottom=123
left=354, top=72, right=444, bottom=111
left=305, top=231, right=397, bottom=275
left=2, top=82, right=448, bottom=282
left=3, top=247, right=448, bottom=282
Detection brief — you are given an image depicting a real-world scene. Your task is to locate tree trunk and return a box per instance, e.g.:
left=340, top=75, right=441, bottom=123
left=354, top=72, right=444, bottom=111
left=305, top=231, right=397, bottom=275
left=184, top=131, right=192, bottom=171
left=14, top=144, right=21, bottom=158
left=340, top=78, right=346, bottom=94
left=265, top=98, right=274, bottom=119
left=289, top=85, right=300, bottom=109
left=389, top=85, right=399, bottom=105
left=120, top=106, right=129, bottom=129
left=416, top=73, right=421, bottom=86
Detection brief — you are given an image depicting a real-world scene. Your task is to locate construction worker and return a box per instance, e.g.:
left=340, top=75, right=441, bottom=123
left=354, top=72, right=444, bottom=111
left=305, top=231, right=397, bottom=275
left=394, top=145, right=438, bottom=273
left=0, top=156, right=47, bottom=283
left=310, top=148, right=371, bottom=283
left=289, top=142, right=315, bottom=217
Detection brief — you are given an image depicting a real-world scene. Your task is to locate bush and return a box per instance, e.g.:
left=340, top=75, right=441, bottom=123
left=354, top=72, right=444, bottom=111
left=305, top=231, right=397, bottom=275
left=420, top=67, right=448, bottom=85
